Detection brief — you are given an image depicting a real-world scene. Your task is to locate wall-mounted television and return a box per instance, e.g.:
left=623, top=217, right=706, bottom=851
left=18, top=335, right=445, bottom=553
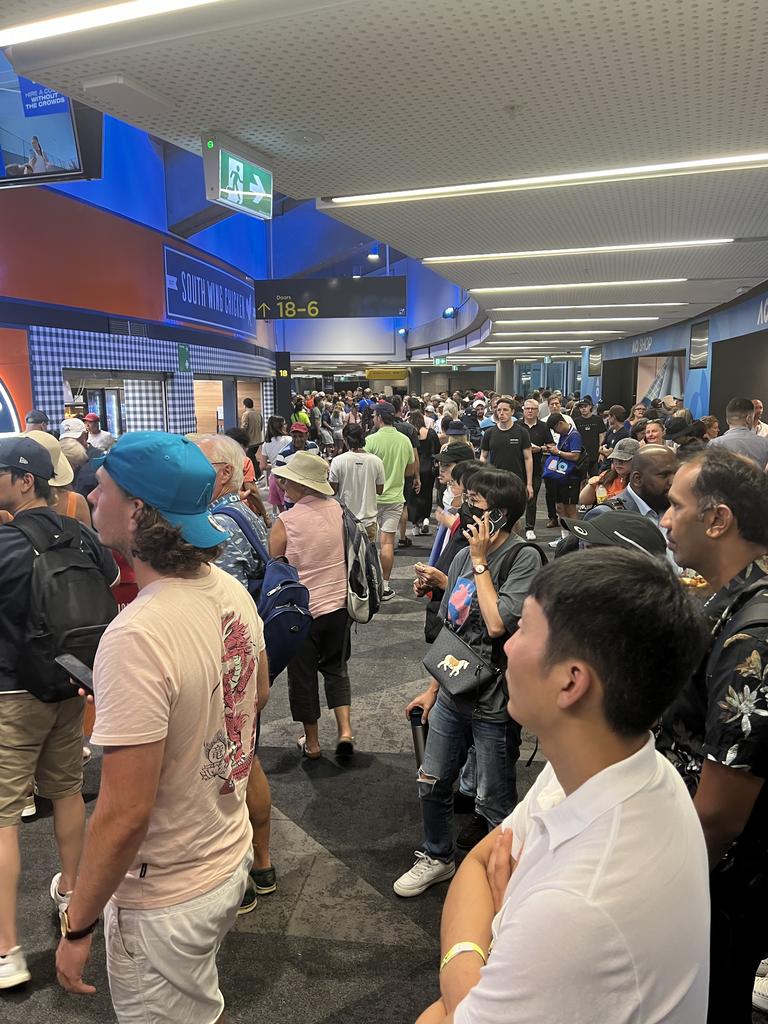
left=689, top=320, right=709, bottom=370
left=587, top=346, right=603, bottom=377
left=0, top=52, right=102, bottom=188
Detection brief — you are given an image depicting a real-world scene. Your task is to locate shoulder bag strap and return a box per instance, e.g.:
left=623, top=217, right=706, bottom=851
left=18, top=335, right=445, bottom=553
left=213, top=506, right=270, bottom=564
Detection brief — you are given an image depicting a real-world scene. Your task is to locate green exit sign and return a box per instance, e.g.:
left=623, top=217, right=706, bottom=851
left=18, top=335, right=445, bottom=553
left=202, top=132, right=273, bottom=221
left=433, top=357, right=447, bottom=366
left=451, top=364, right=460, bottom=371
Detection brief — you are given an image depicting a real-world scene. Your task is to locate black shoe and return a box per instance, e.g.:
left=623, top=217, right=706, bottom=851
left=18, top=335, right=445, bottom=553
left=250, top=865, right=277, bottom=895
left=456, top=813, right=490, bottom=850
left=453, top=791, right=475, bottom=814
left=238, top=878, right=258, bottom=915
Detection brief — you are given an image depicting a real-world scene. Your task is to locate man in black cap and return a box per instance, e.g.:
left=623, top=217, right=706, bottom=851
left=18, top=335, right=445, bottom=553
left=562, top=509, right=667, bottom=558
left=23, top=410, right=49, bottom=433
left=0, top=437, right=117, bottom=991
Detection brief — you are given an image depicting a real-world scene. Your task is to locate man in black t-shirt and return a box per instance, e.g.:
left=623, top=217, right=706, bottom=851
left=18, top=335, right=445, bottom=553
left=573, top=397, right=605, bottom=476
left=479, top=397, right=533, bottom=501
left=599, top=404, right=630, bottom=468
left=519, top=399, right=552, bottom=539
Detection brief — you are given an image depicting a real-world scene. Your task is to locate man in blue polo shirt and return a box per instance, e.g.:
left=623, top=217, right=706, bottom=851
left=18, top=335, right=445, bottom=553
left=543, top=413, right=582, bottom=546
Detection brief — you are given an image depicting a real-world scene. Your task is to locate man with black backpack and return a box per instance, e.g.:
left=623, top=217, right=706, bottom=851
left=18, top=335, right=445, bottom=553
left=0, top=436, right=118, bottom=990
left=656, top=448, right=768, bottom=1022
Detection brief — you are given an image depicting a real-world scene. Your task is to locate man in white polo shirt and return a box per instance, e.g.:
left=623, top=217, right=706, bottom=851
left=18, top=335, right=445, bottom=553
left=416, top=548, right=711, bottom=1024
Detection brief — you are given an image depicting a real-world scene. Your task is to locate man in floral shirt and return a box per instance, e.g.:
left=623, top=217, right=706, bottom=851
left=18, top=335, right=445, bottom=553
left=657, top=447, right=768, bottom=1023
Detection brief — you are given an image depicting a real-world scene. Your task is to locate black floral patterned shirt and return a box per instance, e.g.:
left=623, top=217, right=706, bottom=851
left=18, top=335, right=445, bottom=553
left=657, top=558, right=768, bottom=796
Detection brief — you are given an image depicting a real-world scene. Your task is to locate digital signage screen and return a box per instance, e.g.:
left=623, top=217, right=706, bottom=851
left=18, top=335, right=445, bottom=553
left=0, top=51, right=102, bottom=188
left=587, top=346, right=603, bottom=377
left=689, top=321, right=709, bottom=370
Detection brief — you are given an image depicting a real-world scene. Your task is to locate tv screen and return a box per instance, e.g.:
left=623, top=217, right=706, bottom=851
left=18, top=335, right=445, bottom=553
left=588, top=346, right=603, bottom=376
left=689, top=321, right=709, bottom=370
left=0, top=52, right=102, bottom=187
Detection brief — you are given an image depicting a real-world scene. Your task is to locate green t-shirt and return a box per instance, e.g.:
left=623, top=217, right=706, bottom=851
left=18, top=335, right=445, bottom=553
left=290, top=410, right=311, bottom=427
left=365, top=427, right=413, bottom=504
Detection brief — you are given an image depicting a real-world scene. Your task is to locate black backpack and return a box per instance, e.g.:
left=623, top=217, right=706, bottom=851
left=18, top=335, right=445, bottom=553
left=336, top=500, right=384, bottom=624
left=9, top=516, right=118, bottom=702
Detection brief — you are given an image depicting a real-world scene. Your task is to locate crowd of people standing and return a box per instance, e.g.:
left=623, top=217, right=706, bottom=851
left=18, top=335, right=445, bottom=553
left=4, top=383, right=768, bottom=1023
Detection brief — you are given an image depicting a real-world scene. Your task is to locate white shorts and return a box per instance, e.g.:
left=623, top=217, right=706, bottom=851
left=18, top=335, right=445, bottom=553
left=377, top=502, right=404, bottom=534
left=105, top=854, right=252, bottom=1024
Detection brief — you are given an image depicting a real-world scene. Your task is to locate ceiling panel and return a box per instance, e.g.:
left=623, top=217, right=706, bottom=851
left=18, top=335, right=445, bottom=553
left=3, top=0, right=768, bottom=346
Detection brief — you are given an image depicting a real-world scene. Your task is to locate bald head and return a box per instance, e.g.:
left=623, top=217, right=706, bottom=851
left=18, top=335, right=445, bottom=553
left=630, top=445, right=679, bottom=513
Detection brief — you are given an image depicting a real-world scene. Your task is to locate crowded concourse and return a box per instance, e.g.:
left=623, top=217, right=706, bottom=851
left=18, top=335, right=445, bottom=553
left=3, top=376, right=768, bottom=1024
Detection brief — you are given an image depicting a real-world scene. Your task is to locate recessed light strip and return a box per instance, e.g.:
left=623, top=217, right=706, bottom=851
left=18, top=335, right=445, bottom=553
left=486, top=303, right=686, bottom=311
left=492, top=317, right=659, bottom=325
left=425, top=238, right=732, bottom=265
left=327, top=154, right=768, bottom=207
left=471, top=278, right=687, bottom=294
left=490, top=330, right=620, bottom=336
left=0, top=0, right=227, bottom=47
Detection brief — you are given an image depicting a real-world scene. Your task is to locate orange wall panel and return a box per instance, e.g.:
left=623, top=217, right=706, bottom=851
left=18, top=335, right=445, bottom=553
left=0, top=328, right=33, bottom=427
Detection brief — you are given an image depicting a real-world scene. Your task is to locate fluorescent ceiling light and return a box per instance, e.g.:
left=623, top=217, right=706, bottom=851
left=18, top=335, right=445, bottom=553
left=492, top=317, right=659, bottom=325
left=425, top=238, right=732, bottom=265
left=491, top=330, right=620, bottom=336
left=326, top=153, right=768, bottom=207
left=487, top=303, right=686, bottom=311
left=471, top=278, right=687, bottom=294
left=0, top=0, right=227, bottom=47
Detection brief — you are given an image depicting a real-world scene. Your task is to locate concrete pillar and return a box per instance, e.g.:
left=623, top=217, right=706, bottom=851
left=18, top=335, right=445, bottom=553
left=495, top=359, right=516, bottom=396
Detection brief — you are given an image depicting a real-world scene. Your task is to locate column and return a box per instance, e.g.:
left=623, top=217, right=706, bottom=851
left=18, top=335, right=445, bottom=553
left=495, top=359, right=516, bottom=396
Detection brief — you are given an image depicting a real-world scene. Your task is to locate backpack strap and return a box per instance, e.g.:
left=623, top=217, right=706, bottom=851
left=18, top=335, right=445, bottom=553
left=7, top=513, right=79, bottom=555
left=213, top=506, right=269, bottom=565
left=497, top=538, right=547, bottom=580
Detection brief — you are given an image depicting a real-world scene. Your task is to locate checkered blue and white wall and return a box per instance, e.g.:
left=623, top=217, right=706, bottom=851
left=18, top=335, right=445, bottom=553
left=28, top=327, right=275, bottom=433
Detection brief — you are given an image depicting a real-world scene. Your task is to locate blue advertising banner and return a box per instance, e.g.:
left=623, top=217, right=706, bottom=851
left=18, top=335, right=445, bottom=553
left=17, top=77, right=70, bottom=117
left=164, top=247, right=256, bottom=336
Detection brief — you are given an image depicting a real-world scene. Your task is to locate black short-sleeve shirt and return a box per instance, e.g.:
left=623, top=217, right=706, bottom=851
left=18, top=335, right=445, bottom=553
left=521, top=420, right=552, bottom=475
left=573, top=414, right=604, bottom=459
left=0, top=508, right=119, bottom=693
left=480, top=424, right=531, bottom=480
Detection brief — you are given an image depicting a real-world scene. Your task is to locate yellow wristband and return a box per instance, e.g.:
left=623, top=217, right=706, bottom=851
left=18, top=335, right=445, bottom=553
left=440, top=942, right=487, bottom=973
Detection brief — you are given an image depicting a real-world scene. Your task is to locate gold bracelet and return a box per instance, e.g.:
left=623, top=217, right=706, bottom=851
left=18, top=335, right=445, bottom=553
left=439, top=941, right=487, bottom=973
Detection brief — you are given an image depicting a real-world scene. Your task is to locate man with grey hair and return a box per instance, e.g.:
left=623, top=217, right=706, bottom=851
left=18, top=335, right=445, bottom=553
left=194, top=434, right=266, bottom=590
left=193, top=433, right=276, bottom=913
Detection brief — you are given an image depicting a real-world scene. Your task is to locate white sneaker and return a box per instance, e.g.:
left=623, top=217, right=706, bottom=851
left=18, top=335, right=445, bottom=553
left=0, top=947, right=30, bottom=989
left=21, top=795, right=36, bottom=820
left=525, top=529, right=537, bottom=541
left=754, top=974, right=768, bottom=1012
left=393, top=851, right=455, bottom=897
left=50, top=872, right=72, bottom=914
left=758, top=958, right=768, bottom=979
left=420, top=519, right=431, bottom=535
left=549, top=538, right=561, bottom=548
left=381, top=585, right=395, bottom=602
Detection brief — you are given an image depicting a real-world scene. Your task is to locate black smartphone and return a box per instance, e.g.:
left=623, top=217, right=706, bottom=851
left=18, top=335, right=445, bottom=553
left=54, top=654, right=94, bottom=696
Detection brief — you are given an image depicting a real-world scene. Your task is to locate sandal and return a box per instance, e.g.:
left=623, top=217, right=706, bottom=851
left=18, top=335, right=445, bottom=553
left=335, top=736, right=355, bottom=761
left=297, top=736, right=321, bottom=760
left=398, top=537, right=413, bottom=548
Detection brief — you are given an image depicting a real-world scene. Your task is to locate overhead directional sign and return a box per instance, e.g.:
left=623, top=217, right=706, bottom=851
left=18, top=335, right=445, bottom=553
left=255, top=277, right=406, bottom=319
left=433, top=357, right=447, bottom=366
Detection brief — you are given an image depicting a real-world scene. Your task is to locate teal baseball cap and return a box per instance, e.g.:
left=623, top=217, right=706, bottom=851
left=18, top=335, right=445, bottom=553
left=94, top=431, right=230, bottom=549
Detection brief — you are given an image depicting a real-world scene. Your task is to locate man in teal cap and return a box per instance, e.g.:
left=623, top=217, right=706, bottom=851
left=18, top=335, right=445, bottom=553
left=55, top=432, right=269, bottom=1024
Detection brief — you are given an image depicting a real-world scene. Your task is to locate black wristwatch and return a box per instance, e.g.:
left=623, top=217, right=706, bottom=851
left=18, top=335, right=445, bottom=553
left=60, top=908, right=99, bottom=941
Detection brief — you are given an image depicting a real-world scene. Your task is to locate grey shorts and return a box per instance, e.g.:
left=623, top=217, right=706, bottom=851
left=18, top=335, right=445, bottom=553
left=377, top=502, right=404, bottom=534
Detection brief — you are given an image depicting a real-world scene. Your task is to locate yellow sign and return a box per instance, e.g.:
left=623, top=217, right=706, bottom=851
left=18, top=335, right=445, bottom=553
left=278, top=369, right=289, bottom=378
left=366, top=367, right=410, bottom=380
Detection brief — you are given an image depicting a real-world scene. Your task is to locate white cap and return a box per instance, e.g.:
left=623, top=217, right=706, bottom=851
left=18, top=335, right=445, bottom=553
left=59, top=418, right=87, bottom=438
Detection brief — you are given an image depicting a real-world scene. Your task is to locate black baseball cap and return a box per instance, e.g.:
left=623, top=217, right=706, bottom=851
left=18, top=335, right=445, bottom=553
left=446, top=419, right=468, bottom=435
left=0, top=436, right=55, bottom=480
left=375, top=401, right=395, bottom=417
left=436, top=442, right=475, bottom=465
left=25, top=409, right=49, bottom=426
left=562, top=510, right=667, bottom=557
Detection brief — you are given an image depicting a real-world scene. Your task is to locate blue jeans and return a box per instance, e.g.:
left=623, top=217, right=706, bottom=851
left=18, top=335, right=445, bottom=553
left=418, top=696, right=521, bottom=862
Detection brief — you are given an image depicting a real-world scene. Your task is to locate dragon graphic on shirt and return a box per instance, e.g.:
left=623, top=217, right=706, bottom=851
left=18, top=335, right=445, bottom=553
left=200, top=610, right=257, bottom=795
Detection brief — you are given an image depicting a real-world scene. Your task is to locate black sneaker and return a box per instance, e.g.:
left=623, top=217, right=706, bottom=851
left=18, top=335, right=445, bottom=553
left=456, top=813, right=490, bottom=850
left=250, top=865, right=277, bottom=895
left=238, top=877, right=258, bottom=915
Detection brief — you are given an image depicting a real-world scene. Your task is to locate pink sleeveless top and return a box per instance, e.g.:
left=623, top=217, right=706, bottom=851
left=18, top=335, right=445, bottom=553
left=280, top=495, right=347, bottom=618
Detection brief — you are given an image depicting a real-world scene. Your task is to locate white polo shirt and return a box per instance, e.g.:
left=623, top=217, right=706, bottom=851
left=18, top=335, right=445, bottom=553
left=454, top=735, right=710, bottom=1024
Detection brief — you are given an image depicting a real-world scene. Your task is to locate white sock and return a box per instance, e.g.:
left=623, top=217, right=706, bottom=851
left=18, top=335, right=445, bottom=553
left=560, top=528, right=569, bottom=539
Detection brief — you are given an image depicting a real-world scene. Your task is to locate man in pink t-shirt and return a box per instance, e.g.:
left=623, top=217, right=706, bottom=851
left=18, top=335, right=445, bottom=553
left=54, top=432, right=268, bottom=1024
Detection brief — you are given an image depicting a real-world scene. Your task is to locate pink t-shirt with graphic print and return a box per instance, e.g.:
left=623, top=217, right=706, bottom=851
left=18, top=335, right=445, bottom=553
left=91, top=565, right=265, bottom=910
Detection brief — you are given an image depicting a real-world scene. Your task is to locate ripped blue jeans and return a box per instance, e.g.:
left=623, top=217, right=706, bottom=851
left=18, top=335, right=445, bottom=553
left=418, top=695, right=521, bottom=863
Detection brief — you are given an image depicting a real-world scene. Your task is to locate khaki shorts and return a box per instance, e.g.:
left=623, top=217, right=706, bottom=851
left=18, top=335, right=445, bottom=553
left=105, top=854, right=252, bottom=1024
left=377, top=502, right=404, bottom=535
left=0, top=693, right=84, bottom=825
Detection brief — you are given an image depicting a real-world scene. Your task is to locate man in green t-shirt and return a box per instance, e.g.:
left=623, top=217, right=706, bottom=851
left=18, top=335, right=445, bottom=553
left=365, top=403, right=416, bottom=600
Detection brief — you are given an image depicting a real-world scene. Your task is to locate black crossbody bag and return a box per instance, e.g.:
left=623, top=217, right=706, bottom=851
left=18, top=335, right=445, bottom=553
left=423, top=541, right=546, bottom=700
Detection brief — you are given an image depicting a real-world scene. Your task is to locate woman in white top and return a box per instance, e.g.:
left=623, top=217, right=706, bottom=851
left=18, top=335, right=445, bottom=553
left=259, top=416, right=291, bottom=511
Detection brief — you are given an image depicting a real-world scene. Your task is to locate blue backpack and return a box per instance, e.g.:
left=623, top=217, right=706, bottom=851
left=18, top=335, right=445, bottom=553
left=214, top=505, right=311, bottom=681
